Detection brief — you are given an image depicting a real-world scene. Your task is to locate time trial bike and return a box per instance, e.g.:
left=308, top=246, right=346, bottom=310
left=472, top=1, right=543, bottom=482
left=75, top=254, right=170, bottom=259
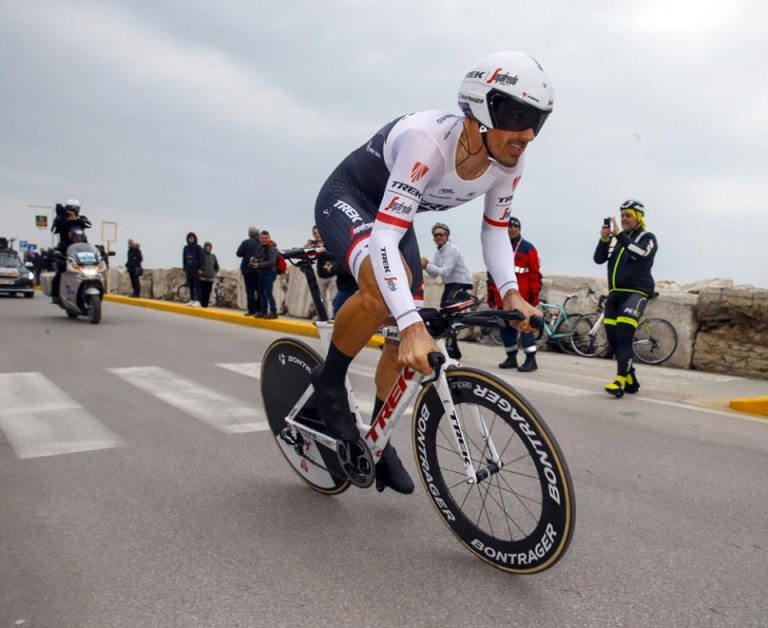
left=259, top=247, right=575, bottom=574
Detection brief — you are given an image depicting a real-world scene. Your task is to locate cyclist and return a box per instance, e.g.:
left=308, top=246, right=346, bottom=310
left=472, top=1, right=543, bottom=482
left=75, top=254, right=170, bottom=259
left=312, top=51, right=550, bottom=493
left=594, top=200, right=658, bottom=397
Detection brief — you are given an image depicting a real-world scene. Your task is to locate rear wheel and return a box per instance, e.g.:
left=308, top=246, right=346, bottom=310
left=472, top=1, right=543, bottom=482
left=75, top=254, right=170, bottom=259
left=570, top=314, right=608, bottom=357
left=260, top=338, right=350, bottom=495
left=633, top=318, right=677, bottom=364
left=87, top=294, right=102, bottom=324
left=413, top=367, right=575, bottom=574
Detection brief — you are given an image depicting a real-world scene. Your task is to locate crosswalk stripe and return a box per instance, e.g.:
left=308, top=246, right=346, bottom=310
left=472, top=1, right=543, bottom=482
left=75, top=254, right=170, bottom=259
left=108, top=366, right=268, bottom=434
left=0, top=372, right=122, bottom=459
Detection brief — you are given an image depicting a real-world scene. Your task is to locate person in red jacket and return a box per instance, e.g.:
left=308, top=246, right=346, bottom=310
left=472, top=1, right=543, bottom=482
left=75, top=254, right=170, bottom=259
left=487, top=217, right=542, bottom=371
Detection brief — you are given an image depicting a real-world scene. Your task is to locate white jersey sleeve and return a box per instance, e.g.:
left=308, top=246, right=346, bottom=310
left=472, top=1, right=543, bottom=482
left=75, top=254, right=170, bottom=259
left=369, top=128, right=446, bottom=330
left=481, top=172, right=523, bottom=299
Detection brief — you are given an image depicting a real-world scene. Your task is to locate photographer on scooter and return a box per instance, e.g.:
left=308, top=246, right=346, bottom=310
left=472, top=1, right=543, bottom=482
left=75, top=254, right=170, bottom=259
left=51, top=199, right=92, bottom=303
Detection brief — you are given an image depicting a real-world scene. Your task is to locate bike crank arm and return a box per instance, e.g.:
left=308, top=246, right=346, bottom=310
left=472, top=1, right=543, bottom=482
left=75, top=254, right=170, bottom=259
left=284, top=416, right=338, bottom=450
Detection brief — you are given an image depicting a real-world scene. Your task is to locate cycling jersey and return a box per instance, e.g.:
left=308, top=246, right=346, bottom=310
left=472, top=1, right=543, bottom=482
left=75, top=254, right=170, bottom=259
left=315, top=110, right=524, bottom=330
left=593, top=227, right=657, bottom=296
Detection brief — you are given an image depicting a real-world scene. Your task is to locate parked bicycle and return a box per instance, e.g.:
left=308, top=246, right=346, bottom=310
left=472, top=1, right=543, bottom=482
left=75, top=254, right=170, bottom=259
left=535, top=295, right=582, bottom=354
left=260, top=247, right=575, bottom=574
left=570, top=292, right=678, bottom=364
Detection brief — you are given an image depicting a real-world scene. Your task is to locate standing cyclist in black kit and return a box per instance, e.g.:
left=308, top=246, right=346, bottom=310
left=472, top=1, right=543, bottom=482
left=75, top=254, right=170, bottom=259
left=594, top=200, right=658, bottom=398
left=312, top=51, right=551, bottom=494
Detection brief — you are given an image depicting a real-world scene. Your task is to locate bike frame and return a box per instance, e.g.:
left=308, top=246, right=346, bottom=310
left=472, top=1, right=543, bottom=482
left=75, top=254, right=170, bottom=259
left=539, top=295, right=577, bottom=341
left=282, top=320, right=499, bottom=485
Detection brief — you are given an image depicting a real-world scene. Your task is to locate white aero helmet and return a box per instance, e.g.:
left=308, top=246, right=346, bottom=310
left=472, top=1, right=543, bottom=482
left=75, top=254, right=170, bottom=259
left=458, top=51, right=554, bottom=136
left=65, top=199, right=80, bottom=209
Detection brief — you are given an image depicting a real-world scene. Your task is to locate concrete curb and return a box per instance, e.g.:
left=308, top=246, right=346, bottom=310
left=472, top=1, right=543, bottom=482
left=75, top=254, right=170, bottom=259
left=728, top=396, right=768, bottom=419
left=103, top=294, right=385, bottom=348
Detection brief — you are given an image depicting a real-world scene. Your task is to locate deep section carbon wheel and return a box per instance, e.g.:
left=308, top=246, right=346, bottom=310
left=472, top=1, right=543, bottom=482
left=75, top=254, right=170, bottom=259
left=261, top=338, right=350, bottom=495
left=412, top=367, right=575, bottom=574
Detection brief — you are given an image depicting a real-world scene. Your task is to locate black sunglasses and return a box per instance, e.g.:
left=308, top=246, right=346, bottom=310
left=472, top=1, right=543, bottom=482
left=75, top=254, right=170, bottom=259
left=487, top=89, right=549, bottom=136
left=433, top=232, right=447, bottom=238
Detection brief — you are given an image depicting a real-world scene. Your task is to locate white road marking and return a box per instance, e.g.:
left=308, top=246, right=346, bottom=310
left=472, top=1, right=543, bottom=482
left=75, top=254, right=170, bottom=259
left=0, top=372, right=122, bottom=459
left=495, top=374, right=597, bottom=398
left=109, top=366, right=268, bottom=433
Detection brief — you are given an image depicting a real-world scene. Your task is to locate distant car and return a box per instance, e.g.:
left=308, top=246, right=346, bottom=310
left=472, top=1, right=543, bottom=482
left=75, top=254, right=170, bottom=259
left=0, top=251, right=35, bottom=298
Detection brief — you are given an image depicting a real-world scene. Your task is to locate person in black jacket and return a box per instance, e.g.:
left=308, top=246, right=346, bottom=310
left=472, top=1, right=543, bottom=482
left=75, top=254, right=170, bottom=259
left=253, top=230, right=278, bottom=318
left=236, top=227, right=261, bottom=316
left=594, top=199, right=658, bottom=398
left=50, top=199, right=92, bottom=303
left=126, top=239, right=143, bottom=297
left=182, top=232, right=205, bottom=306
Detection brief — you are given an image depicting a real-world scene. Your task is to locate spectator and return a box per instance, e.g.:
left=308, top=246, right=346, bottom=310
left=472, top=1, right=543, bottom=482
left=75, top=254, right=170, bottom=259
left=95, top=244, right=110, bottom=268
left=333, top=268, right=358, bottom=315
left=305, top=225, right=322, bottom=248
left=182, top=232, right=205, bottom=307
left=420, top=222, right=473, bottom=359
left=594, top=200, right=658, bottom=397
left=236, top=227, right=261, bottom=316
left=200, top=241, right=220, bottom=308
left=50, top=199, right=91, bottom=303
left=126, top=239, right=143, bottom=298
left=253, top=230, right=278, bottom=318
left=488, top=217, right=542, bottom=372
left=313, top=230, right=338, bottom=318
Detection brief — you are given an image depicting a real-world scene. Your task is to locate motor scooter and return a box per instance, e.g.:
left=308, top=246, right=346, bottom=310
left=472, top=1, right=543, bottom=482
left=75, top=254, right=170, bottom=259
left=40, top=242, right=107, bottom=324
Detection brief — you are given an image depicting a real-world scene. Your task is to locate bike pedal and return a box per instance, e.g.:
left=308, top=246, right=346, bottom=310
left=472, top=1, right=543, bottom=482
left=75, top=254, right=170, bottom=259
left=336, top=437, right=374, bottom=488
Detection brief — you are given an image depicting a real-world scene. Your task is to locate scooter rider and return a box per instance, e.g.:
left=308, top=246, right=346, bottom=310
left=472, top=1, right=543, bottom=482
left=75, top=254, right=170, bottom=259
left=51, top=199, right=92, bottom=303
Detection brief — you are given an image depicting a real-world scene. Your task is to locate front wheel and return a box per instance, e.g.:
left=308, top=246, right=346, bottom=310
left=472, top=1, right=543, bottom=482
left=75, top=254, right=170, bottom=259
left=87, top=294, right=102, bottom=324
left=633, top=318, right=677, bottom=364
left=260, top=338, right=350, bottom=495
left=570, top=314, right=608, bottom=357
left=412, top=368, right=575, bottom=574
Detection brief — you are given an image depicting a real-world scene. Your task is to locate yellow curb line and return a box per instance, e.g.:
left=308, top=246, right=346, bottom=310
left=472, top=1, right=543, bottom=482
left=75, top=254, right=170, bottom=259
left=103, top=294, right=385, bottom=348
left=728, top=396, right=768, bottom=418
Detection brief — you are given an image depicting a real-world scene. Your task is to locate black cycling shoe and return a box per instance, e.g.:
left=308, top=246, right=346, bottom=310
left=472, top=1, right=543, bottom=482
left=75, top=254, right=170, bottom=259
left=624, top=368, right=640, bottom=394
left=310, top=365, right=359, bottom=442
left=375, top=443, right=414, bottom=494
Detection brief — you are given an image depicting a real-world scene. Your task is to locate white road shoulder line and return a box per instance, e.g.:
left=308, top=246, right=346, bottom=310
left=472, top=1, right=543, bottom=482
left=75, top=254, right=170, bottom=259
left=0, top=372, right=122, bottom=459
left=109, top=366, right=268, bottom=434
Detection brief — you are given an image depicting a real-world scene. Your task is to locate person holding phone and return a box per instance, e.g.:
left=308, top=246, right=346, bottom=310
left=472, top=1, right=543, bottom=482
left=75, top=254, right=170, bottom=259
left=594, top=200, right=658, bottom=397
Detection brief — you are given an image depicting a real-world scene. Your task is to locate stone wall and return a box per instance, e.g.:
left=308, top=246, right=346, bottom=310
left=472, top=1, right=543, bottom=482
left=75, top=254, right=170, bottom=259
left=108, top=265, right=767, bottom=379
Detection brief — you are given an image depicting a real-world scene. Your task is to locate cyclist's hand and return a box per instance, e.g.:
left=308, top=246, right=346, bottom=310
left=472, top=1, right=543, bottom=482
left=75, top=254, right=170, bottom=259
left=398, top=322, right=440, bottom=375
left=609, top=217, right=620, bottom=237
left=502, top=289, right=542, bottom=333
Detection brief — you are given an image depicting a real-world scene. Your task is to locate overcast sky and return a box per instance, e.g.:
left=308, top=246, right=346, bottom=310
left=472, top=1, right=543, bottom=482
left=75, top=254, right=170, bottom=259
left=1, top=0, right=766, bottom=287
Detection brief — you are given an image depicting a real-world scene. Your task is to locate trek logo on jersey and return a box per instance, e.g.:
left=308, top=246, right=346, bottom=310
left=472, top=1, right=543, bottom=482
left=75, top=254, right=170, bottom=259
left=419, top=201, right=451, bottom=212
left=497, top=195, right=514, bottom=204
left=410, top=162, right=429, bottom=183
left=380, top=248, right=391, bottom=273
left=390, top=181, right=422, bottom=199
left=383, top=196, right=413, bottom=215
left=333, top=200, right=363, bottom=223
left=486, top=68, right=519, bottom=86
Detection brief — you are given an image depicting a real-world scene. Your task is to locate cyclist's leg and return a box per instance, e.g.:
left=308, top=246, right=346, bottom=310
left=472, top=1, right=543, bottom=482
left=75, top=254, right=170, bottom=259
left=617, top=294, right=647, bottom=393
left=603, top=293, right=624, bottom=396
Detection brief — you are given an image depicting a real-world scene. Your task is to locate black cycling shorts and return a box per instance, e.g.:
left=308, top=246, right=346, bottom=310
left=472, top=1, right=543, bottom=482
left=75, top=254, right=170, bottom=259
left=314, top=172, right=424, bottom=300
left=604, top=291, right=648, bottom=328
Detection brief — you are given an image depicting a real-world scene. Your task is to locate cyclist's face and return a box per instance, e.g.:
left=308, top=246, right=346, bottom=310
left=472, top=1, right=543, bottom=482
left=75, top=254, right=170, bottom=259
left=486, top=127, right=535, bottom=167
left=620, top=211, right=639, bottom=230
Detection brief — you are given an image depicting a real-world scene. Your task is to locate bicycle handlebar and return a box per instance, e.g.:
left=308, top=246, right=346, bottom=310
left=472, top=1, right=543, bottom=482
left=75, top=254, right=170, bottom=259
left=279, top=246, right=326, bottom=261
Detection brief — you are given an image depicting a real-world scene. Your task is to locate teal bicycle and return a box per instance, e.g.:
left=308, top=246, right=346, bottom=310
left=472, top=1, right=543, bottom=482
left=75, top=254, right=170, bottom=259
left=535, top=295, right=582, bottom=354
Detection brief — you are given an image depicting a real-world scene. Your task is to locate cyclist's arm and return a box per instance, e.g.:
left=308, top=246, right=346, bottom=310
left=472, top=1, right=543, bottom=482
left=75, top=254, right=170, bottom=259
left=593, top=239, right=610, bottom=264
left=616, top=231, right=657, bottom=259
left=370, top=129, right=445, bottom=331
left=481, top=179, right=519, bottom=301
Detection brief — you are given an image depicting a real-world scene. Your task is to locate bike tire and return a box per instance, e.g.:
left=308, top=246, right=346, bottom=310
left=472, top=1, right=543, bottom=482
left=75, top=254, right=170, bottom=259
left=570, top=314, right=608, bottom=357
left=488, top=327, right=503, bottom=346
left=412, top=367, right=575, bottom=574
left=88, top=294, right=102, bottom=325
left=260, top=338, right=350, bottom=495
left=633, top=318, right=678, bottom=365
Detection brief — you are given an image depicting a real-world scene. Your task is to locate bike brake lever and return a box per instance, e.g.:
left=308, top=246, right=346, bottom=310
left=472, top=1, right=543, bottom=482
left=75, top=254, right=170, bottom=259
left=530, top=315, right=544, bottom=341
left=422, top=352, right=446, bottom=385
